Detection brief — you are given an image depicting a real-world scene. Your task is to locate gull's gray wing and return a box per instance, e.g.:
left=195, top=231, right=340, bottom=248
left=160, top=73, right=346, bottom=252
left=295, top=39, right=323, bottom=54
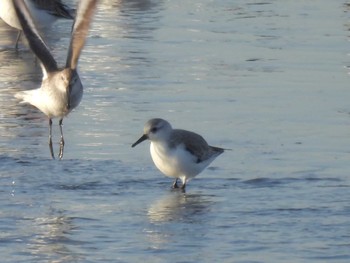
left=66, top=0, right=97, bottom=70
left=13, top=0, right=58, bottom=73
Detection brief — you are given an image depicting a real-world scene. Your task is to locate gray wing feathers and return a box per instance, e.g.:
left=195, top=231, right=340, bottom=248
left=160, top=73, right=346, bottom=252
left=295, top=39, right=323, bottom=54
left=171, top=129, right=224, bottom=162
left=66, top=0, right=97, bottom=69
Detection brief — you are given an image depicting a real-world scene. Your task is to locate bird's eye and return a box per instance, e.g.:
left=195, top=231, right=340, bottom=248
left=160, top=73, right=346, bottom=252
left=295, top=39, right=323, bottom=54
left=150, top=127, right=158, bottom=133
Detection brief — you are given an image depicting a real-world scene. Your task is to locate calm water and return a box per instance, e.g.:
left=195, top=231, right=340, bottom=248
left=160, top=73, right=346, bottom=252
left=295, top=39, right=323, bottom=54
left=0, top=0, right=349, bottom=262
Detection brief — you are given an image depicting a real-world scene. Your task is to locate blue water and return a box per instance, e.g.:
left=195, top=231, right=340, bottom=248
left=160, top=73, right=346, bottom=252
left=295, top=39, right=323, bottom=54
left=0, top=0, right=349, bottom=262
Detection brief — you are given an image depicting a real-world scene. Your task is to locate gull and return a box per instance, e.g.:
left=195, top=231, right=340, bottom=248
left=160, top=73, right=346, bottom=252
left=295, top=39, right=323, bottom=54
left=132, top=118, right=225, bottom=190
left=14, top=0, right=98, bottom=159
left=0, top=0, right=74, bottom=49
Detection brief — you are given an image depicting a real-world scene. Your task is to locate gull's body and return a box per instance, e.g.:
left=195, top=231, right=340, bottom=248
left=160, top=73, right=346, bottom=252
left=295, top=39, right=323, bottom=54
left=18, top=69, right=82, bottom=118
left=132, top=118, right=225, bottom=190
left=14, top=0, right=98, bottom=159
left=0, top=0, right=74, bottom=48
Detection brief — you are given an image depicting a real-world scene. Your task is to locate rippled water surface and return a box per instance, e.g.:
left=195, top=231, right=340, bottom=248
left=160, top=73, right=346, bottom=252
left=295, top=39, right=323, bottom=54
left=0, top=0, right=350, bottom=262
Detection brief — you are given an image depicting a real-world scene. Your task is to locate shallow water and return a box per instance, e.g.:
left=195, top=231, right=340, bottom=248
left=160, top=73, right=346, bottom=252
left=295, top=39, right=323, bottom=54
left=0, top=0, right=349, bottom=262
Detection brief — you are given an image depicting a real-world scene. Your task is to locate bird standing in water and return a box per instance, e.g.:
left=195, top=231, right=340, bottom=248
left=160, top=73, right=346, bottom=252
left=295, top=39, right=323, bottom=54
left=132, top=118, right=225, bottom=190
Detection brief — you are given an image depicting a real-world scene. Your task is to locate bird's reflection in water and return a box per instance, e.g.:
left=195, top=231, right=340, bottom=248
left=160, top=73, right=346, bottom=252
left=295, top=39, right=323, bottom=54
left=148, top=191, right=212, bottom=224
left=146, top=191, right=214, bottom=250
left=26, top=209, right=84, bottom=262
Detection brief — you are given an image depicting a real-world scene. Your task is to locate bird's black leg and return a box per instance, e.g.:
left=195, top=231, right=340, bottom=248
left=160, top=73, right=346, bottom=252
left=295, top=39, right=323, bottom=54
left=58, top=119, right=65, bottom=160
left=15, top=30, right=21, bottom=49
left=49, top=118, right=55, bottom=159
left=180, top=180, right=187, bottom=192
left=172, top=178, right=179, bottom=189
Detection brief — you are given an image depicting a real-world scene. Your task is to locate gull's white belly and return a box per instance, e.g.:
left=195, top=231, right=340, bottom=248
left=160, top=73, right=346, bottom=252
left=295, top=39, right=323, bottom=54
left=16, top=82, right=82, bottom=119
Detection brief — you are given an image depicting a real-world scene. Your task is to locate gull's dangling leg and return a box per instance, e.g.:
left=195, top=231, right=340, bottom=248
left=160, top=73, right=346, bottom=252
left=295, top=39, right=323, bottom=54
left=172, top=178, right=179, bottom=189
left=58, top=119, right=65, bottom=160
left=180, top=179, right=187, bottom=192
left=15, top=30, right=21, bottom=49
left=49, top=118, right=55, bottom=159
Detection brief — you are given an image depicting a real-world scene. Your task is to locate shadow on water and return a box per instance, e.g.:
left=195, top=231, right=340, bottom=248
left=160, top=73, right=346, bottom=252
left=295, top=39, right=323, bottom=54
left=242, top=176, right=345, bottom=189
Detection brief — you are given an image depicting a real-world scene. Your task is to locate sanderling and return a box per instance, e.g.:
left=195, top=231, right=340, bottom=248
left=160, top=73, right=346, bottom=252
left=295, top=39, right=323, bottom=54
left=14, top=0, right=98, bottom=159
left=132, top=118, right=225, bottom=190
left=0, top=0, right=74, bottom=48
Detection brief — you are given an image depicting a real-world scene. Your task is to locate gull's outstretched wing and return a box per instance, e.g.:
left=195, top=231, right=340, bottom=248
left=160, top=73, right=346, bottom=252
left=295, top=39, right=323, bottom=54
left=66, top=0, right=97, bottom=70
left=13, top=0, right=58, bottom=74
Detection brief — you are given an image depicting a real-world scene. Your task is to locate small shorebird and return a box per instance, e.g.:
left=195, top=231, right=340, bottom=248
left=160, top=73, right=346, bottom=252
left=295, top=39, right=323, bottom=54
left=132, top=118, right=225, bottom=190
left=0, top=0, right=74, bottom=49
left=14, top=0, right=98, bottom=159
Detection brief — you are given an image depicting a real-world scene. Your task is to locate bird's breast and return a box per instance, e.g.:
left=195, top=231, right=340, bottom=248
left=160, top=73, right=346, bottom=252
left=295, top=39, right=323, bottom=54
left=150, top=142, right=179, bottom=177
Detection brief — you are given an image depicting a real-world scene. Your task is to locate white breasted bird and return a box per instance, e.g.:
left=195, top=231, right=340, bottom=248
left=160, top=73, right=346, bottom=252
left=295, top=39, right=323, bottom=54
left=132, top=118, right=225, bottom=190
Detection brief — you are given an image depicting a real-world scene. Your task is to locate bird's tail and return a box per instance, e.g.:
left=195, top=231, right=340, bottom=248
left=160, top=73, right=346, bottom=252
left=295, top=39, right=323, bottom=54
left=14, top=90, right=30, bottom=104
left=210, top=146, right=230, bottom=154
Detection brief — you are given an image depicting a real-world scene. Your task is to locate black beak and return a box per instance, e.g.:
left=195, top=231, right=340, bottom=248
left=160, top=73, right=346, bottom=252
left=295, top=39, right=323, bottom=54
left=132, top=134, right=148, bottom=148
